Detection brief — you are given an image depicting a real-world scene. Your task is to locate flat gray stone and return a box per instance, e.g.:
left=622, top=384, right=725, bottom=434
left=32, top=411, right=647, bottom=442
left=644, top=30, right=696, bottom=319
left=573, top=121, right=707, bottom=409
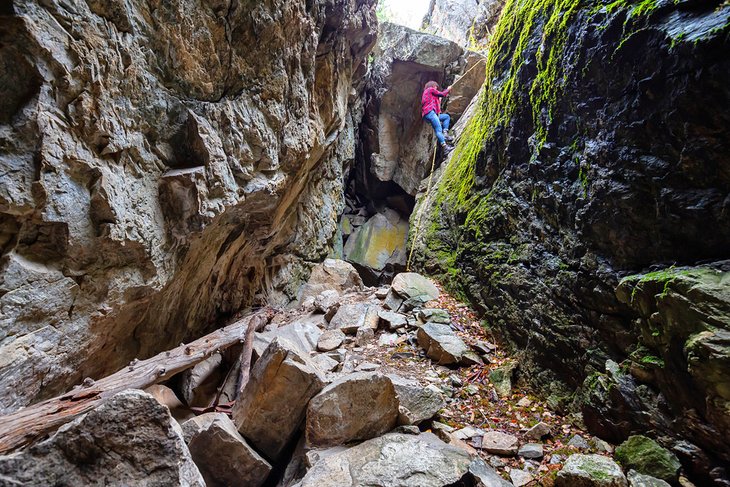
left=627, top=470, right=671, bottom=487
left=329, top=303, right=372, bottom=334
left=518, top=443, right=544, bottom=459
left=416, top=323, right=470, bottom=365
left=468, top=457, right=514, bottom=487
left=481, top=431, right=519, bottom=456
left=317, top=329, right=346, bottom=352
left=511, top=469, right=534, bottom=487
left=379, top=309, right=408, bottom=330
left=524, top=421, right=552, bottom=440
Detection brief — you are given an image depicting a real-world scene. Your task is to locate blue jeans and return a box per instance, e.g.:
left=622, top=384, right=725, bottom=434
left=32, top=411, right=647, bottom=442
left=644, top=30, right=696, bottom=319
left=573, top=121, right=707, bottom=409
left=424, top=110, right=451, bottom=145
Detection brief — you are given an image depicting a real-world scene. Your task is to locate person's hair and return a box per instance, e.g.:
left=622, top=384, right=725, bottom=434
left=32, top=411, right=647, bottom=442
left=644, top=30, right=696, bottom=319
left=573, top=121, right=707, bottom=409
left=425, top=81, right=439, bottom=90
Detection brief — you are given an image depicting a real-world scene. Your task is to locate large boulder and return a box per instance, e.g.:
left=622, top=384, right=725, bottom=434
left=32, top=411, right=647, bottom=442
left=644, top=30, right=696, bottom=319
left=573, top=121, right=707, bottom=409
left=183, top=413, right=271, bottom=487
left=295, top=432, right=474, bottom=487
left=385, top=272, right=440, bottom=312
left=388, top=374, right=446, bottom=425
left=614, top=435, right=681, bottom=483
left=306, top=372, right=399, bottom=448
left=343, top=208, right=409, bottom=284
left=0, top=390, right=204, bottom=486
left=417, top=323, right=470, bottom=365
left=329, top=303, right=377, bottom=334
left=233, top=337, right=325, bottom=461
left=253, top=316, right=324, bottom=359
left=298, top=259, right=364, bottom=304
left=556, top=454, right=628, bottom=487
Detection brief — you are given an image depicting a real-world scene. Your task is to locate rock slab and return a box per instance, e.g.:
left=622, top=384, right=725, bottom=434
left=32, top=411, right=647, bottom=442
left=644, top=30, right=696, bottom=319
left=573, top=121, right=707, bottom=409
left=417, top=323, right=470, bottom=365
left=556, top=454, right=628, bottom=487
left=233, top=337, right=325, bottom=460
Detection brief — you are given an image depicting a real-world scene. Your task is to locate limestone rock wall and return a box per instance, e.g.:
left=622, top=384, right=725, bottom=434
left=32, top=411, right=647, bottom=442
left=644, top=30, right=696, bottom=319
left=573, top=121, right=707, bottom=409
left=0, top=0, right=376, bottom=412
left=413, top=0, right=730, bottom=482
left=422, top=0, right=505, bottom=50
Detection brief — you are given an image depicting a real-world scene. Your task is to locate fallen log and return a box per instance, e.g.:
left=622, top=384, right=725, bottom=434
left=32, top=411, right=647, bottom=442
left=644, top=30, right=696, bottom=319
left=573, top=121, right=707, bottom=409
left=0, top=310, right=270, bottom=454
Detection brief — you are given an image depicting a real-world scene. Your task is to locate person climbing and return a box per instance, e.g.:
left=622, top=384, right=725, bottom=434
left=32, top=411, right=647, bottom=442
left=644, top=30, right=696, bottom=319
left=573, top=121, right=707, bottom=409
left=421, top=80, right=453, bottom=153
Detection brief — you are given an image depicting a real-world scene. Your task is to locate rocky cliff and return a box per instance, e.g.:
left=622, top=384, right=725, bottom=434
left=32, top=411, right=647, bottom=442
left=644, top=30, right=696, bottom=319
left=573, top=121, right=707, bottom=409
left=0, top=0, right=376, bottom=412
left=412, top=0, right=730, bottom=483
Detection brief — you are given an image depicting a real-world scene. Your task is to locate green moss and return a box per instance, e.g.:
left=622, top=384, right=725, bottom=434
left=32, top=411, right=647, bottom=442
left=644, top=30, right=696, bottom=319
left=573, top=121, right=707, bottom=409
left=615, top=435, right=681, bottom=482
left=639, top=355, right=664, bottom=367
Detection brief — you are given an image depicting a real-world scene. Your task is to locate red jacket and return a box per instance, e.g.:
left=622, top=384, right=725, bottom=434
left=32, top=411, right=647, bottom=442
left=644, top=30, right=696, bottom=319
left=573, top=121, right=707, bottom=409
left=421, top=86, right=449, bottom=117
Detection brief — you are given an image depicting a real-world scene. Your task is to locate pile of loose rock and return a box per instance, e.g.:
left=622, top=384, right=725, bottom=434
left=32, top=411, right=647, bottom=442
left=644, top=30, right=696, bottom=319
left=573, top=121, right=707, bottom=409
left=0, top=259, right=688, bottom=487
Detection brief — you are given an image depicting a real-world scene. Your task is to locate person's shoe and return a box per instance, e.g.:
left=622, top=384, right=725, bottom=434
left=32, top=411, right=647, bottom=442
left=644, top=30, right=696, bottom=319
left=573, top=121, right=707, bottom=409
left=443, top=130, right=454, bottom=143
left=441, top=142, right=454, bottom=155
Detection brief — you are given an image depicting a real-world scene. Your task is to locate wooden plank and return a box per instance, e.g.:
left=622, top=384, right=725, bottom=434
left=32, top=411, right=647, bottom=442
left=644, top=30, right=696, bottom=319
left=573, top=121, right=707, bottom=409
left=0, top=310, right=268, bottom=454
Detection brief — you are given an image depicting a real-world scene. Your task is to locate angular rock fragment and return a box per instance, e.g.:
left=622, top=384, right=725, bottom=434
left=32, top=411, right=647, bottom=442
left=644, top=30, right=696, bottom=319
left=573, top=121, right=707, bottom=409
left=627, top=470, right=671, bottom=487
left=314, top=290, right=340, bottom=316
left=298, top=259, right=364, bottom=304
left=418, top=308, right=451, bottom=324
left=253, top=318, right=323, bottom=359
left=184, top=413, right=271, bottom=487
left=385, top=272, right=440, bottom=312
left=310, top=353, right=340, bottom=373
left=480, top=431, right=519, bottom=456
left=489, top=361, right=516, bottom=398
left=355, top=326, right=375, bottom=345
left=0, top=391, right=204, bottom=486
left=556, top=454, right=628, bottom=487
left=417, top=323, right=470, bottom=365
left=388, top=374, right=446, bottom=425
left=378, top=332, right=399, bottom=347
left=296, top=433, right=473, bottom=487
left=568, top=434, right=591, bottom=451
left=511, top=469, right=534, bottom=487
left=317, top=329, right=346, bottom=352
left=468, top=457, right=515, bottom=487
left=329, top=303, right=372, bottom=334
left=518, top=443, right=544, bottom=459
left=233, top=338, right=325, bottom=461
left=524, top=421, right=552, bottom=440
left=379, top=309, right=408, bottom=330
left=306, top=372, right=399, bottom=448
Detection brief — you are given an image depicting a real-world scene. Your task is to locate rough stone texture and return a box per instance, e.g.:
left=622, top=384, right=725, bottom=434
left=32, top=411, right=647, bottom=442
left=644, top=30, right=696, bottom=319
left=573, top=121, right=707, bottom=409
left=298, top=259, right=364, bottom=304
left=388, top=374, right=446, bottom=425
left=184, top=413, right=272, bottom=487
left=417, top=322, right=470, bottom=365
left=253, top=317, right=324, bottom=359
left=556, top=454, right=628, bottom=487
left=468, top=457, right=515, bottom=487
left=295, top=432, right=474, bottom=487
left=386, top=272, right=441, bottom=312
left=306, top=372, right=399, bottom=448
left=518, top=443, right=544, bottom=459
left=356, top=22, right=464, bottom=200
left=627, top=470, right=671, bottom=487
left=614, top=435, right=681, bottom=483
left=0, top=390, right=204, bottom=486
left=180, top=352, right=223, bottom=407
left=379, top=309, right=408, bottom=331
left=317, top=329, right=346, bottom=352
left=413, top=0, right=730, bottom=481
left=233, top=337, right=325, bottom=461
left=525, top=422, right=552, bottom=440
left=329, top=302, right=372, bottom=334
left=422, top=0, right=506, bottom=49
left=480, top=431, right=519, bottom=456
left=343, top=208, right=409, bottom=283
left=0, top=0, right=376, bottom=413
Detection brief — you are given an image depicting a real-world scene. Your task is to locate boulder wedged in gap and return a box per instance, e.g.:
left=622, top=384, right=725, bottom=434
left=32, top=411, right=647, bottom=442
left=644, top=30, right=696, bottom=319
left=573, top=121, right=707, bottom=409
left=0, top=390, right=204, bottom=486
left=233, top=337, right=325, bottom=461
left=183, top=413, right=271, bottom=487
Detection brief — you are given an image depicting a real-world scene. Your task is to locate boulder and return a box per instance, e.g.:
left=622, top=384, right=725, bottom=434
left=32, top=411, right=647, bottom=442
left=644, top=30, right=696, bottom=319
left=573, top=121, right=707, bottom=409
left=233, top=338, right=325, bottom=461
left=306, top=372, right=399, bottom=448
left=355, top=326, right=375, bottom=346
left=525, top=421, right=552, bottom=440
left=310, top=353, right=340, bottom=373
left=314, top=290, right=340, bottom=317
left=468, top=457, right=515, bottom=487
left=627, top=470, right=671, bottom=487
left=253, top=317, right=324, bottom=359
left=480, top=431, right=519, bottom=456
left=489, top=361, right=517, bottom=398
left=518, top=443, right=544, bottom=459
left=419, top=308, right=451, bottom=324
left=379, top=309, right=408, bottom=331
left=388, top=374, right=446, bottom=425
left=317, top=329, right=346, bottom=352
left=329, top=303, right=373, bottom=334
left=0, top=391, right=204, bottom=486
left=298, top=259, right=364, bottom=304
left=447, top=51, right=488, bottom=116
left=510, top=470, right=534, bottom=487
left=295, top=432, right=474, bottom=487
left=343, top=209, right=409, bottom=283
left=568, top=434, right=591, bottom=451
left=183, top=413, right=271, bottom=487
left=614, top=435, right=681, bottom=483
left=556, top=454, right=628, bottom=487
left=386, top=272, right=440, bottom=312
left=417, top=323, right=470, bottom=365
left=378, top=332, right=400, bottom=347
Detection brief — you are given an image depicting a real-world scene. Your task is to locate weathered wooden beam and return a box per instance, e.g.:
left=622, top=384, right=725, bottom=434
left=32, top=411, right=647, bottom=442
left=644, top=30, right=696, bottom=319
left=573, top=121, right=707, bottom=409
left=0, top=310, right=268, bottom=454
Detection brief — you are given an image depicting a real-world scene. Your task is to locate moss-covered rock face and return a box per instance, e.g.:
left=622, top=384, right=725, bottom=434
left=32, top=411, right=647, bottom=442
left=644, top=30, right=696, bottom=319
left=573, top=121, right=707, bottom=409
left=410, top=0, right=730, bottom=481
left=615, top=435, right=681, bottom=483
